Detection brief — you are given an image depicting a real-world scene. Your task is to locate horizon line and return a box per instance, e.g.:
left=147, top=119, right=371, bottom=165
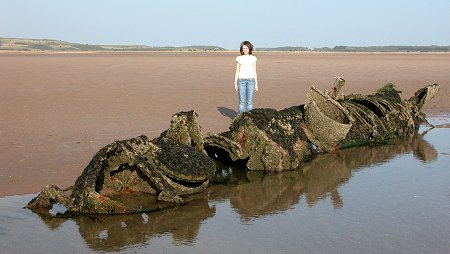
left=1, top=37, right=449, bottom=51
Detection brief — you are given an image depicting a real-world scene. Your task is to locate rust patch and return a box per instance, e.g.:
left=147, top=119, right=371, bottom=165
left=293, top=140, right=307, bottom=161
left=237, top=127, right=248, bottom=147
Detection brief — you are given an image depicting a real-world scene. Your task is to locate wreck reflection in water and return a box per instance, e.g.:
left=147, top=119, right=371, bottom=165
left=23, top=128, right=441, bottom=252
left=210, top=132, right=438, bottom=222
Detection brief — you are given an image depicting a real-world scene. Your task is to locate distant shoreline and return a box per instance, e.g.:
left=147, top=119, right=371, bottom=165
left=1, top=37, right=449, bottom=53
left=1, top=50, right=450, bottom=56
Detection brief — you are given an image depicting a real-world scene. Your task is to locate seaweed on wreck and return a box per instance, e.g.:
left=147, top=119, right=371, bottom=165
left=27, top=79, right=440, bottom=215
left=231, top=106, right=310, bottom=159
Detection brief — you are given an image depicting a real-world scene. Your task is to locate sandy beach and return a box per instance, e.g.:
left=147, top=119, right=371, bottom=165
left=1, top=51, right=449, bottom=197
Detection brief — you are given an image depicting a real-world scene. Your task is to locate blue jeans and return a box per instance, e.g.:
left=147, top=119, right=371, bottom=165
left=237, top=78, right=255, bottom=113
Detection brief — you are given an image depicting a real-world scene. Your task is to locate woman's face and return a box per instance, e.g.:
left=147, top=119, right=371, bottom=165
left=242, top=45, right=250, bottom=55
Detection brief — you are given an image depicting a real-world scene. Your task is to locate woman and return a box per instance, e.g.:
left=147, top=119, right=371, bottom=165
left=234, top=41, right=258, bottom=113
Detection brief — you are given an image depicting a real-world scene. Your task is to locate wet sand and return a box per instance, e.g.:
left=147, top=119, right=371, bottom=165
left=1, top=51, right=449, bottom=196
left=1, top=122, right=449, bottom=253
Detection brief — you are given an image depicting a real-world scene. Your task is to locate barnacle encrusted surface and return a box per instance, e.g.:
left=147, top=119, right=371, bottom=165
left=27, top=82, right=440, bottom=215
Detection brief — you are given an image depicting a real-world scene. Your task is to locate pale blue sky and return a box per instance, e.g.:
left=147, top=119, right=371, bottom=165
left=1, top=0, right=449, bottom=49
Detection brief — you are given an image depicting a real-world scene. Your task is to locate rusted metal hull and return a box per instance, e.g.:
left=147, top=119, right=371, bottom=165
left=27, top=80, right=439, bottom=215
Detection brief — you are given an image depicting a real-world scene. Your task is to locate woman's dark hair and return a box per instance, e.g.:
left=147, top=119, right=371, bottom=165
left=240, top=41, right=254, bottom=55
